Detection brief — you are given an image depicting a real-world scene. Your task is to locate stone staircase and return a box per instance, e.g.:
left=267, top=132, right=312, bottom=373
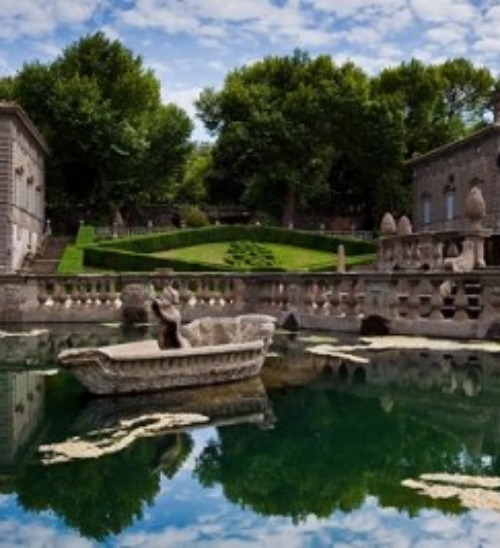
left=28, top=236, right=73, bottom=274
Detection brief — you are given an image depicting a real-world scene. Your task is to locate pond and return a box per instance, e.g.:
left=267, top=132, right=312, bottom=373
left=1, top=324, right=500, bottom=547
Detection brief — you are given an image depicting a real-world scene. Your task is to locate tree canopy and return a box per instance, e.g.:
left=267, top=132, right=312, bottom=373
left=196, top=53, right=496, bottom=227
left=1, top=32, right=193, bottom=229
left=196, top=51, right=406, bottom=226
left=371, top=57, right=495, bottom=158
left=1, top=38, right=497, bottom=231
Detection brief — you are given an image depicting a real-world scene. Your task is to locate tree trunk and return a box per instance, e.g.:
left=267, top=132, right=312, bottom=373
left=282, top=184, right=296, bottom=228
left=109, top=202, right=125, bottom=227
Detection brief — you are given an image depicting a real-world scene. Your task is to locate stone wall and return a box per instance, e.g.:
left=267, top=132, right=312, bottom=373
left=1, top=270, right=500, bottom=339
left=0, top=103, right=48, bottom=273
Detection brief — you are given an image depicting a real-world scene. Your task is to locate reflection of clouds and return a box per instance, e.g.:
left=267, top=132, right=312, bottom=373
left=4, top=487, right=500, bottom=547
left=0, top=518, right=93, bottom=548
left=116, top=495, right=500, bottom=548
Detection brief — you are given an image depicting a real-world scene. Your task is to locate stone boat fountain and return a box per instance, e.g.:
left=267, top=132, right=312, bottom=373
left=57, top=287, right=276, bottom=395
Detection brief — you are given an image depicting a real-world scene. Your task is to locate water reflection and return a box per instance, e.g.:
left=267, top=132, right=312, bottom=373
left=40, top=377, right=272, bottom=464
left=0, top=369, right=46, bottom=476
left=1, top=327, right=500, bottom=544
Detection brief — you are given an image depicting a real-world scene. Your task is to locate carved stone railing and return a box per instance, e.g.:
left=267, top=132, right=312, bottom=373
left=1, top=271, right=500, bottom=339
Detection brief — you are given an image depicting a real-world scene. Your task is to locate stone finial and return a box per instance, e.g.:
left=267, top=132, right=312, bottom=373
left=397, top=215, right=412, bottom=236
left=380, top=212, right=396, bottom=235
left=464, top=186, right=486, bottom=231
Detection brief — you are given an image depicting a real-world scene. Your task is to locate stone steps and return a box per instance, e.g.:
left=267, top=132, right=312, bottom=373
left=29, top=236, right=73, bottom=273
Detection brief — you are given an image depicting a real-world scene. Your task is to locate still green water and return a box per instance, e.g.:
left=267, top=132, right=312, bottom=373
left=1, top=325, right=500, bottom=547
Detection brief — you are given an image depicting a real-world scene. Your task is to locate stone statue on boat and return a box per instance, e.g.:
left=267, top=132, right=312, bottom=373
left=58, top=286, right=276, bottom=395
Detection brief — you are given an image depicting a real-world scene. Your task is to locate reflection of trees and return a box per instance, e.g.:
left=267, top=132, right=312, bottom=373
left=195, top=387, right=469, bottom=521
left=14, top=433, right=192, bottom=541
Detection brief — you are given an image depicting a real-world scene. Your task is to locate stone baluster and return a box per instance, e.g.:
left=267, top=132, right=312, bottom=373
left=108, top=278, right=119, bottom=306
left=327, top=279, right=342, bottom=317
left=232, top=277, right=247, bottom=312
left=429, top=279, right=445, bottom=321
left=314, top=280, right=329, bottom=315
left=406, top=279, right=421, bottom=320
left=210, top=279, right=224, bottom=312
left=387, top=279, right=400, bottom=319
left=344, top=277, right=360, bottom=318
left=78, top=281, right=89, bottom=307
left=222, top=278, right=235, bottom=310
left=396, top=278, right=409, bottom=318
left=88, top=278, right=99, bottom=307
left=452, top=279, right=469, bottom=321
left=98, top=278, right=111, bottom=306
left=267, top=279, right=282, bottom=312
left=37, top=280, right=49, bottom=307
left=53, top=280, right=68, bottom=308
left=481, top=284, right=500, bottom=322
left=303, top=280, right=318, bottom=315
left=196, top=280, right=211, bottom=315
left=256, top=279, right=274, bottom=314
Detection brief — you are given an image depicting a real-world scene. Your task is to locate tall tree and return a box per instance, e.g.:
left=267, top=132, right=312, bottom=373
left=10, top=32, right=193, bottom=227
left=197, top=51, right=404, bottom=227
left=197, top=51, right=354, bottom=226
left=372, top=57, right=495, bottom=159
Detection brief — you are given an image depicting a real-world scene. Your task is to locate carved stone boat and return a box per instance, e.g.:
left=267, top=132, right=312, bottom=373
left=57, top=314, right=276, bottom=395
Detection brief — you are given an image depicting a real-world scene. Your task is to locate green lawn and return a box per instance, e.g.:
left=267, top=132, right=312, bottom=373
left=154, top=242, right=373, bottom=271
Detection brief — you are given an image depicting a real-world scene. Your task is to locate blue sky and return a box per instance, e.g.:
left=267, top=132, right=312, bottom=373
left=1, top=0, right=500, bottom=140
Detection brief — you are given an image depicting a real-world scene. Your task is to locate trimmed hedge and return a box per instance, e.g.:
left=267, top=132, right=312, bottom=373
left=83, top=225, right=375, bottom=272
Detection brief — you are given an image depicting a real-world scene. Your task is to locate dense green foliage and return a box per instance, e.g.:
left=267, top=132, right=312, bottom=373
left=372, top=58, right=495, bottom=158
left=196, top=51, right=406, bottom=226
left=224, top=241, right=276, bottom=268
left=197, top=52, right=497, bottom=227
left=1, top=32, right=193, bottom=230
left=1, top=35, right=496, bottom=233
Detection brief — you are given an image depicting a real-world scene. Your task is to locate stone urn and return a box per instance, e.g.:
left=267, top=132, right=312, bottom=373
left=380, top=212, right=396, bottom=235
left=464, top=186, right=486, bottom=231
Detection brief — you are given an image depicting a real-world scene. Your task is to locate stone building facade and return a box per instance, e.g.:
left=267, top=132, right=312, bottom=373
left=0, top=102, right=49, bottom=272
left=408, top=101, right=500, bottom=236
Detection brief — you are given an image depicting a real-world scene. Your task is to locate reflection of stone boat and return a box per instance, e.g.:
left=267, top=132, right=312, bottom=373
left=72, top=376, right=273, bottom=433
left=57, top=314, right=276, bottom=395
left=39, top=377, right=273, bottom=464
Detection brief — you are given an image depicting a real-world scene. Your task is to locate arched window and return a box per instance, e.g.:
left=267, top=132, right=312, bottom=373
left=421, top=194, right=431, bottom=225
left=443, top=178, right=456, bottom=221
left=445, top=190, right=455, bottom=220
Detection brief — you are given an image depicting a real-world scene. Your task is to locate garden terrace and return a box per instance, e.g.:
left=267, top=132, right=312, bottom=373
left=80, top=225, right=374, bottom=273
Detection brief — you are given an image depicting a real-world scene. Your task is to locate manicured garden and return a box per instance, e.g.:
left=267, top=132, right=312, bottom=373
left=58, top=225, right=375, bottom=273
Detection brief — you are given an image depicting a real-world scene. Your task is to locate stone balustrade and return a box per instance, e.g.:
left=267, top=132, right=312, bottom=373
left=0, top=271, right=499, bottom=339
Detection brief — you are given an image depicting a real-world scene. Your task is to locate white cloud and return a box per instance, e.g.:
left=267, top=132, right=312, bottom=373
left=0, top=518, right=93, bottom=548
left=116, top=0, right=326, bottom=49
left=424, top=24, right=467, bottom=46
left=0, top=0, right=103, bottom=39
left=410, top=0, right=478, bottom=24
left=307, top=0, right=409, bottom=20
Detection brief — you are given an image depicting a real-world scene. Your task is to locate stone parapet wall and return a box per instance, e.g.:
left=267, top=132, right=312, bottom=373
left=2, top=271, right=500, bottom=339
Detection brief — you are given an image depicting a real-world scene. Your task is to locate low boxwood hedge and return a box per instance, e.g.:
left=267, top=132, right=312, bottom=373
left=82, top=225, right=374, bottom=272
